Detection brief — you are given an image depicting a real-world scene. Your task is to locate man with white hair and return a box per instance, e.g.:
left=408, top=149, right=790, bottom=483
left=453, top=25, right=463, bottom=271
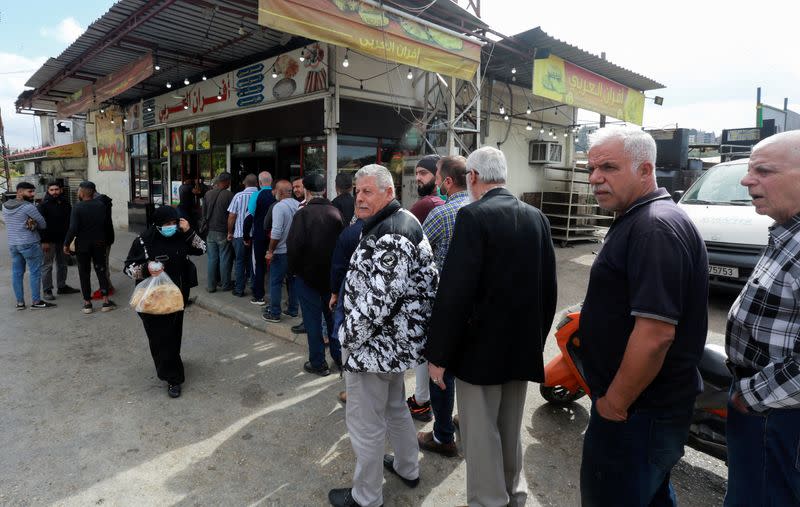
left=425, top=146, right=557, bottom=507
left=328, top=164, right=438, bottom=507
left=725, top=130, right=800, bottom=506
left=244, top=170, right=275, bottom=305
left=579, top=126, right=708, bottom=506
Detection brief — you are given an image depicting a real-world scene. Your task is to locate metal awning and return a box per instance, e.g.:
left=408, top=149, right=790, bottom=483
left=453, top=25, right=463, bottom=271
left=484, top=27, right=664, bottom=92
left=17, top=0, right=487, bottom=114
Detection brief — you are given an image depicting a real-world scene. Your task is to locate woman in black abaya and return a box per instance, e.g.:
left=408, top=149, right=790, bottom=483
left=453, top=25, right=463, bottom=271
left=124, top=206, right=206, bottom=398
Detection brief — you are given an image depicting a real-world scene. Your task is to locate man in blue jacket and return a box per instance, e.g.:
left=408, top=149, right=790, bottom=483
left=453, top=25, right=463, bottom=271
left=2, top=182, right=56, bottom=310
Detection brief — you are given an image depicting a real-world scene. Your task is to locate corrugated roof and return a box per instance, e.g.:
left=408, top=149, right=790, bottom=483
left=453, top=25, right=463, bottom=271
left=484, top=27, right=664, bottom=92
left=18, top=0, right=487, bottom=114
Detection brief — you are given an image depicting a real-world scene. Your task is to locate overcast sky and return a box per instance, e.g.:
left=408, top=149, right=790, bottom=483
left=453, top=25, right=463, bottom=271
left=0, top=1, right=798, bottom=149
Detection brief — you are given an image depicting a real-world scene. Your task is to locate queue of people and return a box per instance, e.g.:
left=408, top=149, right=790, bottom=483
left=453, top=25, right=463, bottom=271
left=3, top=179, right=114, bottom=311
left=7, top=126, right=800, bottom=506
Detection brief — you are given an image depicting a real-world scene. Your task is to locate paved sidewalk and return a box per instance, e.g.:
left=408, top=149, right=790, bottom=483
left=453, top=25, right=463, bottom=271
left=109, top=229, right=306, bottom=346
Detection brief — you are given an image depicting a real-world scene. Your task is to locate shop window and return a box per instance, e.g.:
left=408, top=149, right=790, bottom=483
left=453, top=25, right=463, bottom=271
left=338, top=144, right=377, bottom=174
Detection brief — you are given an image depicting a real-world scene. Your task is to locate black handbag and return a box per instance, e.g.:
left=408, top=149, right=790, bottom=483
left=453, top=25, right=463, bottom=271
left=184, top=258, right=199, bottom=288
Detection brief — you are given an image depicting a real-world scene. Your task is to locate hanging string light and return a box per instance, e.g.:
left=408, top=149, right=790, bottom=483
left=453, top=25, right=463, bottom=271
left=407, top=67, right=413, bottom=80
left=499, top=102, right=505, bottom=115
left=526, top=104, right=532, bottom=115
left=217, top=87, right=223, bottom=100
left=166, top=81, right=172, bottom=89
left=184, top=77, right=190, bottom=86
left=299, top=49, right=306, bottom=62
left=202, top=74, right=207, bottom=81
left=342, top=49, right=350, bottom=68
left=503, top=113, right=509, bottom=121
left=511, top=66, right=517, bottom=74
left=526, top=122, right=533, bottom=131
left=539, top=125, right=545, bottom=134
left=271, top=65, right=278, bottom=79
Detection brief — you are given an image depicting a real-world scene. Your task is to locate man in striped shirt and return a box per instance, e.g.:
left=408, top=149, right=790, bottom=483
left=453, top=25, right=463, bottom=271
left=227, top=173, right=258, bottom=297
left=2, top=182, right=56, bottom=310
left=725, top=130, right=800, bottom=506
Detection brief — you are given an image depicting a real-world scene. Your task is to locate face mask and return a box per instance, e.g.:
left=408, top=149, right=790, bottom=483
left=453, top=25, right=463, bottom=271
left=158, top=225, right=178, bottom=237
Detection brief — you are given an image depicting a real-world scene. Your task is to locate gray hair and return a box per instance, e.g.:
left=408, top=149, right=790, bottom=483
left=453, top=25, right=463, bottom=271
left=355, top=164, right=394, bottom=191
left=258, top=171, right=273, bottom=186
left=588, top=126, right=657, bottom=174
left=466, top=146, right=507, bottom=184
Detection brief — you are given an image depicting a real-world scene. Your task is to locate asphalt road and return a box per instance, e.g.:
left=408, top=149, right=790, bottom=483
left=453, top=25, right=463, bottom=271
left=0, top=229, right=732, bottom=506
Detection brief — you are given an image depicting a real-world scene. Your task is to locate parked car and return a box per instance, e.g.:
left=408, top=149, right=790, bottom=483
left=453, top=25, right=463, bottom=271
left=676, top=159, right=772, bottom=289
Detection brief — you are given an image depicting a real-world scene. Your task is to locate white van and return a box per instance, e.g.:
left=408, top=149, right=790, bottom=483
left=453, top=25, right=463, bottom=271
left=677, top=159, right=772, bottom=289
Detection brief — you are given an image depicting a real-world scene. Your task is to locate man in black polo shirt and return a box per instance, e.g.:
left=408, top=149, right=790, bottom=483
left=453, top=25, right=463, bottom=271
left=579, top=126, right=708, bottom=507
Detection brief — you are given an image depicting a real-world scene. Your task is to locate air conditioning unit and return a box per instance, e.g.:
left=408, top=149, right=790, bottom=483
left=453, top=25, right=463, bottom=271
left=529, top=141, right=563, bottom=164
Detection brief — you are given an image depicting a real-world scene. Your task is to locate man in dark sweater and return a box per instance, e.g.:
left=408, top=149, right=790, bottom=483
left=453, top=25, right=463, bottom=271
left=332, top=172, right=355, bottom=225
left=287, top=173, right=344, bottom=376
left=38, top=181, right=79, bottom=299
left=63, top=181, right=116, bottom=314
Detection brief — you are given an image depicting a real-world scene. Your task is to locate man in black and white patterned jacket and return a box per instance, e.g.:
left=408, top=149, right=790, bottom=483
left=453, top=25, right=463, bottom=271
left=328, top=164, right=438, bottom=507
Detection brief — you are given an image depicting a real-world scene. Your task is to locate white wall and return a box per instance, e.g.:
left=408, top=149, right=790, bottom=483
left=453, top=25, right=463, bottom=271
left=86, top=111, right=130, bottom=230
left=483, top=81, right=576, bottom=198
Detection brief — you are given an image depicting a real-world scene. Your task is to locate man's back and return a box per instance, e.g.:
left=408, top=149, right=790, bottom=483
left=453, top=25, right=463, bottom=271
left=332, top=192, right=355, bottom=225
left=426, top=187, right=557, bottom=385
left=287, top=198, right=343, bottom=293
left=205, top=187, right=233, bottom=233
left=70, top=199, right=108, bottom=250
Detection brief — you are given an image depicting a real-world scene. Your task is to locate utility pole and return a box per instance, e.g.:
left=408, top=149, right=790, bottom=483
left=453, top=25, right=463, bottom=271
left=0, top=108, right=11, bottom=195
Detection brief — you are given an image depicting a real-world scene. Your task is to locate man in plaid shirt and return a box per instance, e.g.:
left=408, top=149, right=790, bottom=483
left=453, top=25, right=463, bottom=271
left=725, top=130, right=800, bottom=506
left=418, top=155, right=470, bottom=458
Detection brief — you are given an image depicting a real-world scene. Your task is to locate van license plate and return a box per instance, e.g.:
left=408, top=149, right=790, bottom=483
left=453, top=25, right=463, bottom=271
left=709, top=264, right=739, bottom=278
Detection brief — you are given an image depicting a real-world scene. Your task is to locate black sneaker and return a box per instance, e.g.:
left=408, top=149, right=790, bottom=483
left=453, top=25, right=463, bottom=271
left=407, top=395, right=433, bottom=422
left=383, top=454, right=420, bottom=488
left=283, top=310, right=299, bottom=318
left=43, top=290, right=56, bottom=301
left=15, top=303, right=26, bottom=311
left=56, top=285, right=80, bottom=295
left=31, top=300, right=57, bottom=310
left=250, top=297, right=266, bottom=306
left=303, top=361, right=330, bottom=377
left=167, top=384, right=181, bottom=398
left=261, top=312, right=281, bottom=323
left=82, top=303, right=93, bottom=314
left=291, top=323, right=307, bottom=334
left=101, top=300, right=117, bottom=312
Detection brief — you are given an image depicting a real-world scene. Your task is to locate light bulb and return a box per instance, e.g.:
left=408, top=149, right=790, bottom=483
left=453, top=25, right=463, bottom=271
left=166, top=81, right=172, bottom=89
left=202, top=75, right=207, bottom=81
left=499, top=103, right=505, bottom=115
left=217, top=88, right=222, bottom=100
left=526, top=104, right=532, bottom=115
left=154, top=63, right=161, bottom=71
left=503, top=114, right=509, bottom=121
left=238, top=21, right=245, bottom=36
left=549, top=128, right=554, bottom=136
left=564, top=131, right=568, bottom=137
left=539, top=127, right=544, bottom=134
left=184, top=77, right=190, bottom=85
left=123, top=117, right=127, bottom=123
left=407, top=68, right=413, bottom=80
left=147, top=107, right=152, bottom=112
left=342, top=57, right=349, bottom=68
left=271, top=69, right=278, bottom=78
left=511, top=66, right=517, bottom=74
left=299, top=51, right=305, bottom=62
left=526, top=122, right=533, bottom=131
left=183, top=104, right=188, bottom=110
left=100, top=108, right=105, bottom=114
left=110, top=118, right=115, bottom=124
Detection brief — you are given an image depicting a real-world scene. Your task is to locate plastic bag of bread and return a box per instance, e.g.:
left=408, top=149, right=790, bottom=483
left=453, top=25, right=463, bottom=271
left=129, top=269, right=185, bottom=315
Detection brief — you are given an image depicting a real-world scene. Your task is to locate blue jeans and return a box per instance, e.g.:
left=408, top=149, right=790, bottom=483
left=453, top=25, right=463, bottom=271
left=206, top=231, right=233, bottom=290
left=580, top=398, right=693, bottom=507
left=231, top=237, right=251, bottom=294
left=295, top=276, right=339, bottom=369
left=267, top=253, right=298, bottom=316
left=725, top=402, right=800, bottom=506
left=430, top=371, right=456, bottom=444
left=10, top=242, right=43, bottom=304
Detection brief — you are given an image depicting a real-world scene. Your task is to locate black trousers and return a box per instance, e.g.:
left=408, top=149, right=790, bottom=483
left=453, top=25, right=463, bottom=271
left=76, top=242, right=109, bottom=301
left=138, top=311, right=185, bottom=385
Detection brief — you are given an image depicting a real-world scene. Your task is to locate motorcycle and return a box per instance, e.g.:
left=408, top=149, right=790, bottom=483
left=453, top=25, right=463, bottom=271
left=541, top=305, right=730, bottom=462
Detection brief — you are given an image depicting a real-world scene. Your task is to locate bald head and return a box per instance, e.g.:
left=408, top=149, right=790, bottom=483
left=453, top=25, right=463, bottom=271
left=741, top=130, right=800, bottom=223
left=243, top=174, right=258, bottom=188
left=274, top=179, right=292, bottom=200
left=752, top=130, right=800, bottom=161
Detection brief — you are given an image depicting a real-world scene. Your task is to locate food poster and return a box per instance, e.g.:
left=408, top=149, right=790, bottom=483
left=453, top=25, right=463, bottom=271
left=96, top=112, right=126, bottom=171
left=258, top=0, right=481, bottom=81
left=152, top=47, right=324, bottom=125
left=171, top=129, right=182, bottom=153
left=196, top=125, right=211, bottom=150
left=183, top=127, right=196, bottom=152
left=533, top=54, right=645, bottom=125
